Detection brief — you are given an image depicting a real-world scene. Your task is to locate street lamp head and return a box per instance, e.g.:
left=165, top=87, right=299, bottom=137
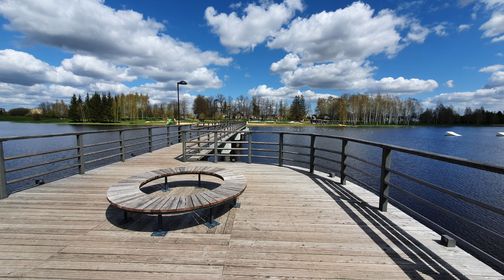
left=177, top=80, right=188, bottom=85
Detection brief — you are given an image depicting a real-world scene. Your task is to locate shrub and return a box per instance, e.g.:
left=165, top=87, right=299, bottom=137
left=8, top=107, right=30, bottom=116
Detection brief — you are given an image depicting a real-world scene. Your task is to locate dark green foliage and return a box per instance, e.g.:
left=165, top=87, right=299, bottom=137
left=193, top=95, right=209, bottom=120
left=289, top=95, right=307, bottom=121
left=68, top=94, right=82, bottom=122
left=8, top=107, right=30, bottom=116
left=252, top=97, right=260, bottom=119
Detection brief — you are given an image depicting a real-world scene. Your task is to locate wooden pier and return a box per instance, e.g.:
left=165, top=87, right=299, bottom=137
left=0, top=143, right=500, bottom=279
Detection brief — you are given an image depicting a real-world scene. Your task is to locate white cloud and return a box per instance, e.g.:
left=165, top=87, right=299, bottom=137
left=265, top=2, right=437, bottom=94
left=0, top=0, right=231, bottom=107
left=446, top=80, right=455, bottom=88
left=481, top=11, right=504, bottom=42
left=406, top=22, right=430, bottom=43
left=248, top=84, right=336, bottom=101
left=370, top=77, right=438, bottom=93
left=433, top=23, right=448, bottom=36
left=423, top=87, right=504, bottom=111
left=279, top=60, right=373, bottom=89
left=0, top=49, right=90, bottom=86
left=0, top=49, right=54, bottom=86
left=425, top=62, right=504, bottom=110
left=458, top=24, right=471, bottom=32
left=205, top=0, right=303, bottom=52
left=0, top=82, right=85, bottom=106
left=270, top=53, right=300, bottom=73
left=0, top=0, right=230, bottom=90
left=480, top=64, right=504, bottom=73
left=88, top=82, right=130, bottom=93
left=487, top=71, right=504, bottom=87
left=61, top=55, right=135, bottom=82
left=268, top=2, right=406, bottom=62
left=480, top=1, right=504, bottom=42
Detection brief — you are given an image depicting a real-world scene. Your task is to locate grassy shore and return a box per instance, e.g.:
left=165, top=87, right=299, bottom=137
left=0, top=116, right=197, bottom=126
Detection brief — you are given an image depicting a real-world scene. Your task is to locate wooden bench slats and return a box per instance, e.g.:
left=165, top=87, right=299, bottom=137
left=107, top=167, right=246, bottom=214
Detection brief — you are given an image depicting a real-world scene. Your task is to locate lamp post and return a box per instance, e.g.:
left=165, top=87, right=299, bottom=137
left=176, top=80, right=187, bottom=125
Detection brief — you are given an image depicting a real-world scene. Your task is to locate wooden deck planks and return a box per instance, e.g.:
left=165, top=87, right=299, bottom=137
left=0, top=143, right=500, bottom=279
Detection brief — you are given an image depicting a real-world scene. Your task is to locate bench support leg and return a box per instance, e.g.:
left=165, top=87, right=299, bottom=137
left=151, top=214, right=168, bottom=237
left=162, top=177, right=170, bottom=192
left=205, top=207, right=220, bottom=228
left=157, top=214, right=163, bottom=230
left=230, top=198, right=240, bottom=209
left=198, top=174, right=201, bottom=188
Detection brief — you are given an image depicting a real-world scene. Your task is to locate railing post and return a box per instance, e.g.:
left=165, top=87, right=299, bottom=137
left=214, top=131, right=218, bottom=163
left=0, top=141, right=8, bottom=199
left=309, top=135, right=316, bottom=173
left=278, top=133, right=284, bottom=166
left=178, top=125, right=181, bottom=143
left=182, top=131, right=187, bottom=162
left=248, top=131, right=252, bottom=164
left=148, top=127, right=153, bottom=152
left=340, top=139, right=348, bottom=185
left=77, top=134, right=85, bottom=174
left=166, top=126, right=170, bottom=147
left=119, top=131, right=125, bottom=162
left=379, top=147, right=392, bottom=212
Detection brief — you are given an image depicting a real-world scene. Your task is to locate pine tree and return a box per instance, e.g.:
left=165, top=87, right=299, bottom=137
left=84, top=93, right=90, bottom=122
left=289, top=95, right=306, bottom=121
left=68, top=94, right=81, bottom=122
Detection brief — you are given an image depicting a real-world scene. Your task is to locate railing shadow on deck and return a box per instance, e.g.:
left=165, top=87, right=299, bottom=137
left=290, top=168, right=470, bottom=280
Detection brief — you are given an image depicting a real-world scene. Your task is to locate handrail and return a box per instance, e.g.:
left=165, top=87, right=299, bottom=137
left=0, top=121, right=241, bottom=197
left=182, top=129, right=504, bottom=175
left=181, top=127, right=504, bottom=271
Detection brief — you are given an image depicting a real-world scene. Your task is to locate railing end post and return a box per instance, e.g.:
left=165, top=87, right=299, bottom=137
left=309, top=135, right=316, bottom=173
left=77, top=134, right=85, bottom=175
left=119, top=130, right=125, bottom=162
left=340, top=139, right=347, bottom=185
left=0, top=141, right=8, bottom=199
left=247, top=131, right=252, bottom=164
left=379, top=147, right=392, bottom=212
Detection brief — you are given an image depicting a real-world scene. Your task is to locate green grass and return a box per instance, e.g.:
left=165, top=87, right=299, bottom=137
left=0, top=115, right=69, bottom=123
left=0, top=115, right=202, bottom=126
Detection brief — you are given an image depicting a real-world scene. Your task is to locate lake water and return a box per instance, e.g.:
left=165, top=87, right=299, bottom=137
left=1, top=121, right=503, bottom=265
left=246, top=125, right=504, bottom=266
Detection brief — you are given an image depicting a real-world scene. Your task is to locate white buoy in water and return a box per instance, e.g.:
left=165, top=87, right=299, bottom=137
left=445, top=131, right=461, bottom=137
left=497, top=132, right=504, bottom=137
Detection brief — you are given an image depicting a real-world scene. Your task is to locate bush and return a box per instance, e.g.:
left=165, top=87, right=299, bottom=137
left=8, top=107, right=30, bottom=116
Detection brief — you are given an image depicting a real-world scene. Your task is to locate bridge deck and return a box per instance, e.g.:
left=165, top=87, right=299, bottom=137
left=0, top=144, right=500, bottom=279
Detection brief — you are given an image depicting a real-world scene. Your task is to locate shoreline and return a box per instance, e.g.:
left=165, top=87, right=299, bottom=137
left=1, top=117, right=504, bottom=128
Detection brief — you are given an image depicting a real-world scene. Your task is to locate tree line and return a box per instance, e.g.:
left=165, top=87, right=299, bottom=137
left=315, top=94, right=423, bottom=125
left=419, top=104, right=504, bottom=125
left=191, top=94, right=304, bottom=121
left=2, top=91, right=503, bottom=125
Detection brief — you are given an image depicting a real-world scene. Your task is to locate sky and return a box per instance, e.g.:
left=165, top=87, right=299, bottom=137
left=0, top=0, right=503, bottom=111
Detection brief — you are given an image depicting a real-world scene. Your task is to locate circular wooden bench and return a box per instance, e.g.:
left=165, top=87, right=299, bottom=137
left=107, top=166, right=247, bottom=230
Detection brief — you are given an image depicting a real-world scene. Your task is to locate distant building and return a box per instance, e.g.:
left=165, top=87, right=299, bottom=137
left=30, top=108, right=43, bottom=115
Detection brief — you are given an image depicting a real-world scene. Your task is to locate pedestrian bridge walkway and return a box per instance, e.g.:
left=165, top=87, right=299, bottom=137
left=0, top=143, right=500, bottom=279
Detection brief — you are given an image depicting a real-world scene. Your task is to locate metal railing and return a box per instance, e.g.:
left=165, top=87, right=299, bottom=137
left=181, top=129, right=504, bottom=270
left=0, top=122, right=235, bottom=196
left=182, top=122, right=247, bottom=162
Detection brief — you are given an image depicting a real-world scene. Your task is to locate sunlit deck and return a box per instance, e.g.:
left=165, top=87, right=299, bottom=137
left=0, top=144, right=500, bottom=279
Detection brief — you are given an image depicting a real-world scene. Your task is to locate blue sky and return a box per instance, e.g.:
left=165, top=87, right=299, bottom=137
left=0, top=0, right=503, bottom=111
